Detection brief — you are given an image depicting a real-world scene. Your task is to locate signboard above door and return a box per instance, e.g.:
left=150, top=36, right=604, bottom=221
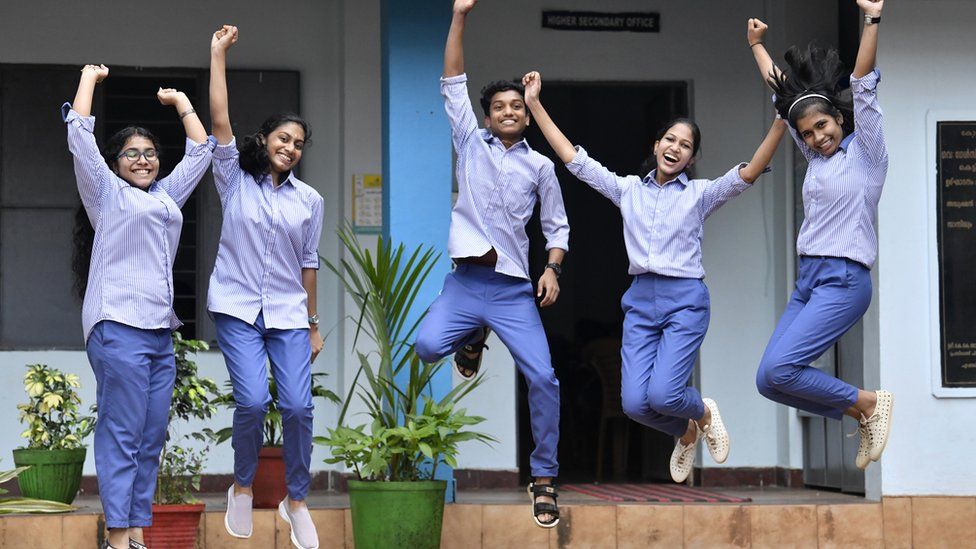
left=541, top=11, right=660, bottom=33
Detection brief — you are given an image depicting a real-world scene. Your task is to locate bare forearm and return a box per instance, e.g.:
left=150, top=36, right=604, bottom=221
left=547, top=248, right=565, bottom=265
left=302, top=268, right=317, bottom=318
left=174, top=97, right=208, bottom=144
left=853, top=23, right=879, bottom=78
left=209, top=49, right=233, bottom=144
left=740, top=119, right=787, bottom=184
left=444, top=12, right=466, bottom=77
left=525, top=99, right=577, bottom=164
left=72, top=75, right=98, bottom=117
left=751, top=44, right=781, bottom=89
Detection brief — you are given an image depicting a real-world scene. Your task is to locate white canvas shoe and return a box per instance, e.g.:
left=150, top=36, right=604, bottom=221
left=700, top=398, right=730, bottom=464
left=670, top=424, right=698, bottom=483
left=867, top=390, right=894, bottom=461
left=279, top=497, right=320, bottom=549
left=851, top=416, right=873, bottom=470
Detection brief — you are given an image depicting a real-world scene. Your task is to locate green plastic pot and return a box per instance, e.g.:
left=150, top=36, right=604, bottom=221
left=348, top=480, right=447, bottom=549
left=11, top=447, right=87, bottom=504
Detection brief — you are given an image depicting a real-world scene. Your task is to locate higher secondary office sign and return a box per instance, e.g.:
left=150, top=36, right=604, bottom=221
left=542, top=11, right=660, bottom=33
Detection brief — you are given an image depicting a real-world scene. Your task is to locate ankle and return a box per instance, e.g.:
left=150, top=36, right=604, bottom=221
left=288, top=497, right=307, bottom=511
left=234, top=483, right=253, bottom=497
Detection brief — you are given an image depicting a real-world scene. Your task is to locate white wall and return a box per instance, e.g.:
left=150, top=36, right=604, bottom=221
left=877, top=1, right=976, bottom=496
left=0, top=0, right=346, bottom=475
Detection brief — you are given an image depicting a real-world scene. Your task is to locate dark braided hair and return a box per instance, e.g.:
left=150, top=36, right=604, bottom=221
left=639, top=118, right=702, bottom=179
left=239, top=113, right=311, bottom=179
left=770, top=43, right=855, bottom=137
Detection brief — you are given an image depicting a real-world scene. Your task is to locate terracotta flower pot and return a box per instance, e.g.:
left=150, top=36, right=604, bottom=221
left=253, top=446, right=288, bottom=509
left=143, top=503, right=205, bottom=549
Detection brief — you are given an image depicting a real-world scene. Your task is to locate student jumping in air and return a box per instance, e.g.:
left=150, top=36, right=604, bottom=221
left=412, top=0, right=570, bottom=529
left=522, top=71, right=786, bottom=484
left=210, top=25, right=325, bottom=549
left=66, top=64, right=214, bottom=549
left=747, top=0, right=893, bottom=471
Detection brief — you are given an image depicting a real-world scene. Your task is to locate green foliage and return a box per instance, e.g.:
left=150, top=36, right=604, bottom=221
left=155, top=332, right=224, bottom=505
left=0, top=462, right=75, bottom=514
left=16, top=364, right=95, bottom=450
left=212, top=372, right=340, bottom=447
left=316, top=222, right=494, bottom=481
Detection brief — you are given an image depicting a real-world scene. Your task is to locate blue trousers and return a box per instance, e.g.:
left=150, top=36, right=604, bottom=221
left=620, top=274, right=709, bottom=438
left=214, top=312, right=313, bottom=500
left=757, top=257, right=867, bottom=420
left=414, top=264, right=560, bottom=478
left=86, top=321, right=175, bottom=529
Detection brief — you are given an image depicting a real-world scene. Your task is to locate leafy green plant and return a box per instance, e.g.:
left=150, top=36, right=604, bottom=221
left=0, top=463, right=75, bottom=514
left=17, top=364, right=95, bottom=450
left=315, top=222, right=494, bottom=481
left=212, top=373, right=340, bottom=447
left=155, top=332, right=224, bottom=505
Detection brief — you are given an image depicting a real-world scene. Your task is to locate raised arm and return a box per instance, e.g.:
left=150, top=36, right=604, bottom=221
left=445, top=0, right=476, bottom=77
left=522, top=72, right=577, bottom=165
left=739, top=119, right=788, bottom=184
left=746, top=19, right=782, bottom=90
left=157, top=88, right=207, bottom=144
left=71, top=64, right=108, bottom=117
left=209, top=25, right=238, bottom=145
left=853, top=0, right=883, bottom=78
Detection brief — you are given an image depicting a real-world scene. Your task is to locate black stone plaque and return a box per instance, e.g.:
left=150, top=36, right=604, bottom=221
left=936, top=121, right=976, bottom=387
left=541, top=11, right=660, bottom=33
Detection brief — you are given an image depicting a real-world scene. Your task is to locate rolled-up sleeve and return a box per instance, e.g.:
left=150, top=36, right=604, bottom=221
left=158, top=136, right=217, bottom=207
left=302, top=193, right=325, bottom=269
left=63, top=103, right=115, bottom=215
left=440, top=74, right=480, bottom=152
left=212, top=137, right=243, bottom=203
left=851, top=68, right=886, bottom=165
left=537, top=161, right=569, bottom=252
left=565, top=146, right=629, bottom=207
left=701, top=163, right=750, bottom=220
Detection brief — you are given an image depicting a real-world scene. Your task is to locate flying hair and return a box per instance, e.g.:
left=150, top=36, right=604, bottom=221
left=769, top=43, right=855, bottom=136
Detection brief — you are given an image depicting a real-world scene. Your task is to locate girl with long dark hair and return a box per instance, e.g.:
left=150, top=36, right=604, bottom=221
left=747, top=0, right=893, bottom=471
left=522, top=70, right=786, bottom=484
left=66, top=64, right=214, bottom=549
left=209, top=25, right=324, bottom=549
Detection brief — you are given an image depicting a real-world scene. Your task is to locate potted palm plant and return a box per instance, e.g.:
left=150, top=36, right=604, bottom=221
left=13, top=364, right=95, bottom=504
left=143, top=332, right=223, bottom=549
left=316, top=223, right=494, bottom=549
left=212, top=372, right=339, bottom=508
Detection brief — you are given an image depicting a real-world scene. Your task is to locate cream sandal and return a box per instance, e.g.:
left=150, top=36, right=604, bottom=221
left=867, top=390, right=894, bottom=461
left=700, top=398, right=730, bottom=464
left=670, top=423, right=698, bottom=483
left=849, top=416, right=873, bottom=470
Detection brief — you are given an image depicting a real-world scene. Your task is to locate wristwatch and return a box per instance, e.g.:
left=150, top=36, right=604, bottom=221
left=864, top=15, right=881, bottom=25
left=308, top=313, right=320, bottom=326
left=545, top=263, right=562, bottom=278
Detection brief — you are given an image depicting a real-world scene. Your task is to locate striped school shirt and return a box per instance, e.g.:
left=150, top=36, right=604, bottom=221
left=441, top=74, right=570, bottom=281
left=207, top=139, right=324, bottom=330
left=791, top=69, right=888, bottom=269
left=567, top=146, right=750, bottom=279
left=62, top=104, right=216, bottom=341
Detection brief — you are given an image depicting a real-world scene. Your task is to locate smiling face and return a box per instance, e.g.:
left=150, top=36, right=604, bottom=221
left=652, top=122, right=697, bottom=181
left=264, top=122, right=306, bottom=174
left=795, top=104, right=845, bottom=157
left=483, top=90, right=530, bottom=142
left=113, top=136, right=159, bottom=189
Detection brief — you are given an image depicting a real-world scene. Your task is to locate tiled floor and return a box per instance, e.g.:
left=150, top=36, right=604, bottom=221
left=2, top=490, right=973, bottom=547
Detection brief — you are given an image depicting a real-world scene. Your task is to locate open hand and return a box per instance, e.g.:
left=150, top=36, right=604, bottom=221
left=856, top=0, right=883, bottom=18
left=81, top=64, right=109, bottom=83
left=211, top=25, right=238, bottom=52
left=156, top=88, right=188, bottom=107
left=454, top=0, right=477, bottom=15
left=537, top=269, right=560, bottom=307
left=522, top=71, right=542, bottom=104
left=747, top=18, right=768, bottom=46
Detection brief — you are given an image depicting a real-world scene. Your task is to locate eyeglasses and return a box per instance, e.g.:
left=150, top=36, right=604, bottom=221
left=117, top=148, right=158, bottom=162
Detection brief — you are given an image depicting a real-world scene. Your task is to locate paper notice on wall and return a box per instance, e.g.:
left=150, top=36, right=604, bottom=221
left=353, top=174, right=383, bottom=233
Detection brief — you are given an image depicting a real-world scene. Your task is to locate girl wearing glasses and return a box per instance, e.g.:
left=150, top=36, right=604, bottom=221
left=209, top=25, right=324, bottom=549
left=64, top=64, right=214, bottom=549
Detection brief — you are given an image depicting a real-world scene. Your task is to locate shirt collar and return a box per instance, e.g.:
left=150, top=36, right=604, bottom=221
left=644, top=169, right=689, bottom=188
left=258, top=171, right=297, bottom=187
left=838, top=132, right=856, bottom=152
left=481, top=129, right=530, bottom=151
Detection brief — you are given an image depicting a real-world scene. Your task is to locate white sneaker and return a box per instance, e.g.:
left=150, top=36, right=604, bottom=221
left=700, top=398, right=730, bottom=464
left=278, top=497, right=320, bottom=549
left=224, top=484, right=253, bottom=538
left=850, top=417, right=873, bottom=470
left=670, top=424, right=698, bottom=483
left=867, top=390, right=894, bottom=461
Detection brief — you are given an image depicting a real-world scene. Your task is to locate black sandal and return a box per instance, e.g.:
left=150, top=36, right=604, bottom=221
left=129, top=540, right=147, bottom=549
left=453, top=327, right=491, bottom=379
left=527, top=482, right=560, bottom=528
